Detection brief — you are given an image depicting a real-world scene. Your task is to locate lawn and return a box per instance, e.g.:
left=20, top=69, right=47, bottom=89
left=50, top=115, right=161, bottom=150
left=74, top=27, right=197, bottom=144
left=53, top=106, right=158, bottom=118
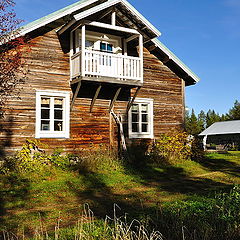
left=1, top=151, right=240, bottom=238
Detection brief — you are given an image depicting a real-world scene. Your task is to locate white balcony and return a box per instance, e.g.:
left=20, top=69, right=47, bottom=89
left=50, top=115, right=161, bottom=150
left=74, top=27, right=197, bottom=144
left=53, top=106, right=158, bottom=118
left=71, top=49, right=143, bottom=84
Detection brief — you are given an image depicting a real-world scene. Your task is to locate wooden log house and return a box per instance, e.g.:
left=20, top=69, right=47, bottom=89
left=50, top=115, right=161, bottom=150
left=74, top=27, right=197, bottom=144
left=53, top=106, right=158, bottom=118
left=0, top=0, right=199, bottom=155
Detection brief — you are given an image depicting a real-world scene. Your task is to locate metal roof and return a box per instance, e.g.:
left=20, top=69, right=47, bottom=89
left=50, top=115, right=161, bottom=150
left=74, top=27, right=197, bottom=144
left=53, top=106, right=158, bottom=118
left=199, top=120, right=240, bottom=136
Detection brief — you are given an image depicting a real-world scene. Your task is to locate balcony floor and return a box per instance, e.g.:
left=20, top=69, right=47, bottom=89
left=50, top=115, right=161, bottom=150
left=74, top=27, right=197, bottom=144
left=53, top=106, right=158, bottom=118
left=71, top=75, right=143, bottom=87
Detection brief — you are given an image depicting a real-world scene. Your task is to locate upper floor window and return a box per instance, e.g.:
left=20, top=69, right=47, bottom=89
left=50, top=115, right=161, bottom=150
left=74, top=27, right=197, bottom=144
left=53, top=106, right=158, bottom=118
left=35, top=90, right=70, bottom=138
left=100, top=42, right=113, bottom=52
left=128, top=98, right=154, bottom=139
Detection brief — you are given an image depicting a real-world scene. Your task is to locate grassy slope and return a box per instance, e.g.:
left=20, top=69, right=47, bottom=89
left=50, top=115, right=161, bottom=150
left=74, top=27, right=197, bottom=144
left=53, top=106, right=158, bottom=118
left=1, top=151, right=240, bottom=233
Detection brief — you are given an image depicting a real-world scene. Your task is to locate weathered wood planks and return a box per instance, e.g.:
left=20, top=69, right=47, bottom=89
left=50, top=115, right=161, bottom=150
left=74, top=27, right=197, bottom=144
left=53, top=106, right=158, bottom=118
left=0, top=28, right=185, bottom=155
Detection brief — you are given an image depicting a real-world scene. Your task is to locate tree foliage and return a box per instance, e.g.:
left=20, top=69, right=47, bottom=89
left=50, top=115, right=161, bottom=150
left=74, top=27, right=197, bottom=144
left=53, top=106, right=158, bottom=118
left=0, top=0, right=28, bottom=117
left=227, top=100, right=240, bottom=120
left=185, top=99, right=240, bottom=135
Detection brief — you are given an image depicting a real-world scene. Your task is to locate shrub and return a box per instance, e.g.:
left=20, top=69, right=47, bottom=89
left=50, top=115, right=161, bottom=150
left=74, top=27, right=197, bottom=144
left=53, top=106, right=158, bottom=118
left=50, top=148, right=71, bottom=170
left=190, top=137, right=205, bottom=161
left=152, top=132, right=192, bottom=165
left=0, top=139, right=51, bottom=176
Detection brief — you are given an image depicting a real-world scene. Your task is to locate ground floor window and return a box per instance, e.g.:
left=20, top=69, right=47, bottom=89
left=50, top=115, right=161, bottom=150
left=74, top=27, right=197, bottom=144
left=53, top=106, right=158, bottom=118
left=128, top=98, right=154, bottom=139
left=35, top=90, right=70, bottom=138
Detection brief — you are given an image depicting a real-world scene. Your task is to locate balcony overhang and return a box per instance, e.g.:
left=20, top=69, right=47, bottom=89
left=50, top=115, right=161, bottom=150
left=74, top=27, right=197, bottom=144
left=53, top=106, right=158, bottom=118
left=57, top=0, right=160, bottom=40
left=71, top=76, right=143, bottom=88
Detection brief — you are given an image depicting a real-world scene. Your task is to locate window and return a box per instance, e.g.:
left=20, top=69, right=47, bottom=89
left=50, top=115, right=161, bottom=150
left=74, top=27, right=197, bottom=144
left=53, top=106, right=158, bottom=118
left=35, top=90, right=70, bottom=138
left=128, top=98, right=154, bottom=139
left=100, top=42, right=113, bottom=52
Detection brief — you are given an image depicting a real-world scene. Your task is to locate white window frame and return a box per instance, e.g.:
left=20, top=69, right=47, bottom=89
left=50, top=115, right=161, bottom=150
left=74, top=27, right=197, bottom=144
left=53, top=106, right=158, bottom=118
left=35, top=90, right=70, bottom=139
left=128, top=98, right=154, bottom=139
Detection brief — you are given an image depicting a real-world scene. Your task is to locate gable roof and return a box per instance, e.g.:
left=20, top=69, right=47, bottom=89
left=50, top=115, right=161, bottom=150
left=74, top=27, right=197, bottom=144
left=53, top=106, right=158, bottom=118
left=20, top=0, right=160, bottom=37
left=19, top=0, right=199, bottom=85
left=199, top=120, right=240, bottom=136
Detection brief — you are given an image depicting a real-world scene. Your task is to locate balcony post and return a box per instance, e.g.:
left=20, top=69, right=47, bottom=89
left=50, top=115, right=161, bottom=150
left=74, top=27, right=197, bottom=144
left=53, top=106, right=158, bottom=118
left=139, top=34, right=143, bottom=83
left=70, top=31, right=73, bottom=80
left=81, top=25, right=86, bottom=77
left=111, top=11, right=116, bottom=26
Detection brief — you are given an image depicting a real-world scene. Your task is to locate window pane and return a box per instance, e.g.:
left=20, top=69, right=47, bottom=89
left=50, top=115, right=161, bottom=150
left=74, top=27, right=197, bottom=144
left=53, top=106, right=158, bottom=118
left=41, top=120, right=50, bottom=131
left=132, top=104, right=139, bottom=112
left=54, top=121, right=63, bottom=131
left=142, top=123, right=148, bottom=132
left=132, top=123, right=139, bottom=133
left=54, top=110, right=63, bottom=120
left=132, top=113, right=139, bottom=123
left=41, top=98, right=50, bottom=108
left=41, top=109, right=50, bottom=119
left=54, top=98, right=63, bottom=109
left=100, top=42, right=106, bottom=51
left=142, top=114, right=148, bottom=123
left=107, top=44, right=113, bottom=52
left=142, top=104, right=148, bottom=113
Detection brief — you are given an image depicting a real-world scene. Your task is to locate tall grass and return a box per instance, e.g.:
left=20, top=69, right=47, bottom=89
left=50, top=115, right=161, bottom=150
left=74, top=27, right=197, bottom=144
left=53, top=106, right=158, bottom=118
left=1, top=204, right=163, bottom=240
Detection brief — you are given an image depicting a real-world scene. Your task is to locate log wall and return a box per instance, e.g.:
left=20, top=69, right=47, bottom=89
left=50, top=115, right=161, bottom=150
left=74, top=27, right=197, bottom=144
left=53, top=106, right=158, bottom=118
left=0, top=29, right=185, bottom=155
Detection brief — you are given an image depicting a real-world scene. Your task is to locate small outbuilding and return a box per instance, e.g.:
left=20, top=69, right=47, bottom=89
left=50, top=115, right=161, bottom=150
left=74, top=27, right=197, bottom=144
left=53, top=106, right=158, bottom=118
left=199, top=120, right=240, bottom=151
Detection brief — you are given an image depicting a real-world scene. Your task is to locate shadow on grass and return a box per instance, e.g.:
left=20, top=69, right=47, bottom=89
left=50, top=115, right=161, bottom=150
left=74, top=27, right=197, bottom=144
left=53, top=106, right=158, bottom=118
left=126, top=163, right=228, bottom=196
left=66, top=160, right=229, bottom=222
left=0, top=175, right=31, bottom=231
left=197, top=152, right=240, bottom=178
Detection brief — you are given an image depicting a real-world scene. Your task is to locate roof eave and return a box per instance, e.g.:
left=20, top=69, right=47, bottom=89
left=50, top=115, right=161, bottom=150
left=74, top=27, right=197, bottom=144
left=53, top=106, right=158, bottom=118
left=19, top=0, right=161, bottom=39
left=19, top=0, right=100, bottom=36
left=151, top=38, right=200, bottom=85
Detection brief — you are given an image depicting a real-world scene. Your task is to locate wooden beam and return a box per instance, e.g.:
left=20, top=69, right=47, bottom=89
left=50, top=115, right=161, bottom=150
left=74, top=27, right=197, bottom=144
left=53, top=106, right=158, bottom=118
left=148, top=44, right=157, bottom=52
left=99, top=8, right=114, bottom=21
left=87, top=21, right=140, bottom=35
left=71, top=76, right=143, bottom=87
left=70, top=81, right=81, bottom=111
left=58, top=19, right=76, bottom=35
left=126, top=34, right=138, bottom=43
left=126, top=87, right=141, bottom=113
left=162, top=56, right=170, bottom=64
left=90, top=85, right=102, bottom=112
left=109, top=87, right=121, bottom=112
left=110, top=110, right=127, bottom=152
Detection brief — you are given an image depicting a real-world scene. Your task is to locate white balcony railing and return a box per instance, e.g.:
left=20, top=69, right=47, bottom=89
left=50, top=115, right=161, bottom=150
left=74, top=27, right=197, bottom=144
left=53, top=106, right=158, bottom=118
left=71, top=49, right=143, bottom=83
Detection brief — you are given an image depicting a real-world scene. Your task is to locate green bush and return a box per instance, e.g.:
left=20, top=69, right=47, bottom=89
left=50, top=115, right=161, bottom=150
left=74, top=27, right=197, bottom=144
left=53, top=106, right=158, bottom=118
left=150, top=132, right=192, bottom=165
left=0, top=139, right=51, bottom=176
left=190, top=137, right=205, bottom=161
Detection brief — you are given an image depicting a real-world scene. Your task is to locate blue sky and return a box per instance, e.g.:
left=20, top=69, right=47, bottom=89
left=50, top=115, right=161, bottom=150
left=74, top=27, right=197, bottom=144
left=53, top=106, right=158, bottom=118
left=15, top=0, right=240, bottom=115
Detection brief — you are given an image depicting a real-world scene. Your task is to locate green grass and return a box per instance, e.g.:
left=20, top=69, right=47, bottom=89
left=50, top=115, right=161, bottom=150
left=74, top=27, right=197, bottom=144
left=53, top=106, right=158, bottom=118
left=1, top=151, right=240, bottom=238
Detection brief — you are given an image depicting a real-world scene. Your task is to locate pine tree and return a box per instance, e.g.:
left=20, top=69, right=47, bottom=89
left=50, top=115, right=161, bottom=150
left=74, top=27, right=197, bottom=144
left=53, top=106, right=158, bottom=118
left=198, top=110, right=206, bottom=132
left=206, top=110, right=221, bottom=128
left=185, top=109, right=200, bottom=135
left=227, top=100, right=240, bottom=120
